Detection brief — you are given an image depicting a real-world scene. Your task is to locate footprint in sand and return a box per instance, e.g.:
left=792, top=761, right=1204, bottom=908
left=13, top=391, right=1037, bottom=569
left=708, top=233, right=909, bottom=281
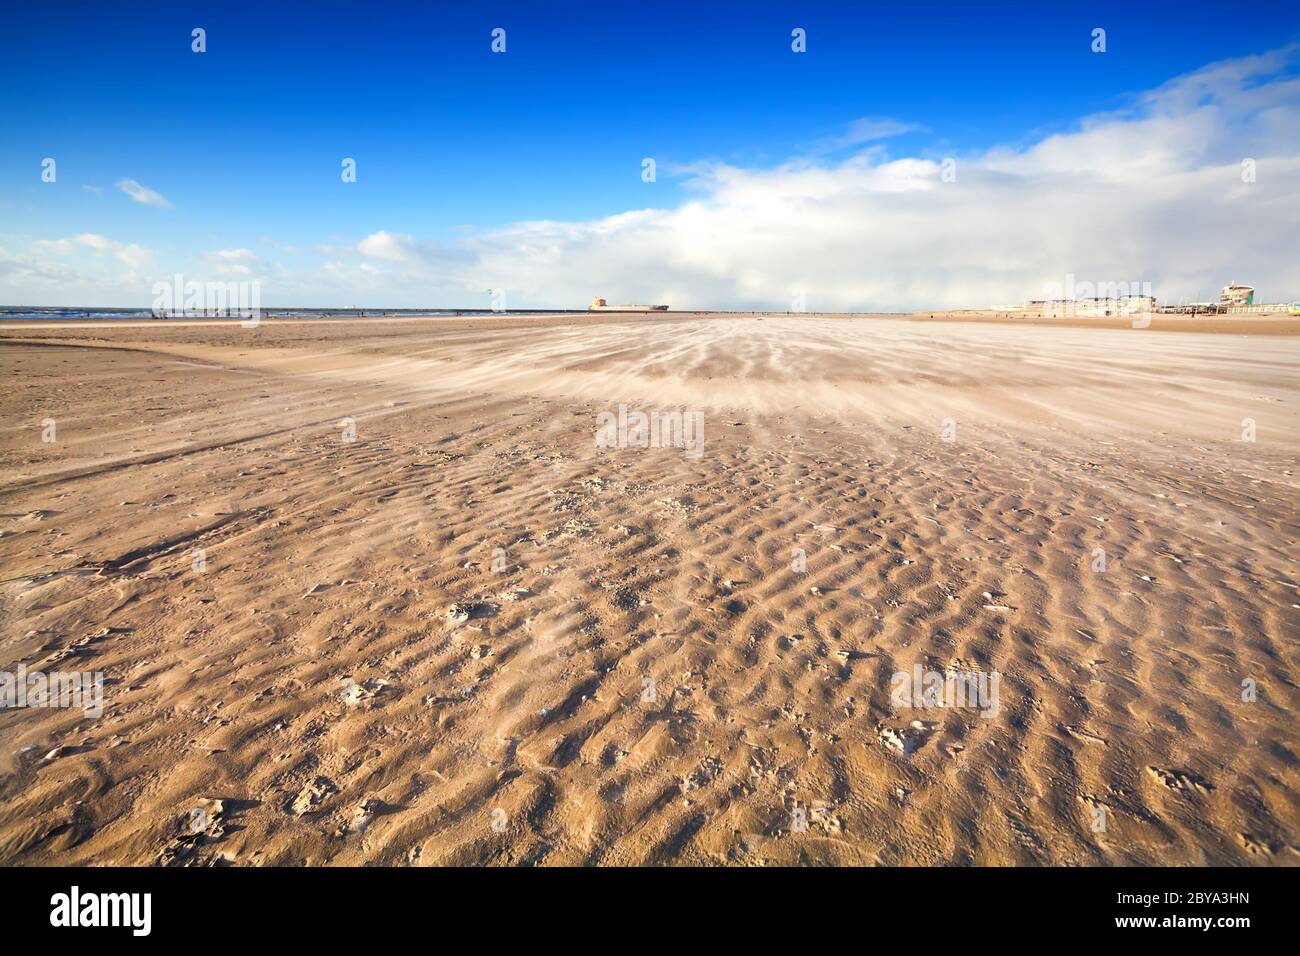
left=290, top=776, right=339, bottom=816
left=1146, top=766, right=1213, bottom=795
left=336, top=798, right=382, bottom=837
left=877, top=721, right=938, bottom=757
left=446, top=601, right=497, bottom=625
left=1062, top=725, right=1109, bottom=746
left=1237, top=832, right=1278, bottom=857
left=157, top=797, right=228, bottom=866
left=339, top=676, right=388, bottom=705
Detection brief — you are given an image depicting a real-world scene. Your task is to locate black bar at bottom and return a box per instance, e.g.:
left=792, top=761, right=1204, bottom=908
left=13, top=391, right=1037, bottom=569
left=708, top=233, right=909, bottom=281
left=0, top=865, right=1277, bottom=942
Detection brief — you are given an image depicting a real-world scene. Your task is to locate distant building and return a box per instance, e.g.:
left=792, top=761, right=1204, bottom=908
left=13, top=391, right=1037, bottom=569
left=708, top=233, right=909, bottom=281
left=1025, top=295, right=1155, bottom=317
left=1025, top=299, right=1075, bottom=317
left=1220, top=282, right=1254, bottom=307
left=1078, top=295, right=1156, bottom=317
left=1023, top=281, right=1287, bottom=317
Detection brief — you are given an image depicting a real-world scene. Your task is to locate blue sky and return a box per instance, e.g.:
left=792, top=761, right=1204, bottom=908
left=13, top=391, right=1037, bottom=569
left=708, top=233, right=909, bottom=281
left=2, top=0, right=1298, bottom=308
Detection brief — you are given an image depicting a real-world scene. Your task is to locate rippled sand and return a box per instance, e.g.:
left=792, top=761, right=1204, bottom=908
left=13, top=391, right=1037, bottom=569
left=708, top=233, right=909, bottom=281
left=1, top=313, right=1296, bottom=865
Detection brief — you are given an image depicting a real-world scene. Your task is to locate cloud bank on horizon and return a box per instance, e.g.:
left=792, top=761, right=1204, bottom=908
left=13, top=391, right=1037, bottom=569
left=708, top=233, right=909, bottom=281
left=6, top=46, right=1299, bottom=310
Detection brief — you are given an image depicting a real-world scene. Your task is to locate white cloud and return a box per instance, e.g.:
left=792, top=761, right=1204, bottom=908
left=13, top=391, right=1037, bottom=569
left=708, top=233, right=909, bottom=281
left=342, top=46, right=1300, bottom=310
left=357, top=230, right=420, bottom=263
left=2, top=235, right=152, bottom=302
left=209, top=248, right=260, bottom=275
left=33, top=233, right=152, bottom=271
left=116, top=178, right=173, bottom=208
left=805, top=116, right=928, bottom=154
left=841, top=116, right=926, bottom=143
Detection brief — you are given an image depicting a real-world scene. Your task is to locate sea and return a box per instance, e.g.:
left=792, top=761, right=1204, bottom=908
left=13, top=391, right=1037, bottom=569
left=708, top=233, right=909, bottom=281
left=0, top=307, right=585, bottom=321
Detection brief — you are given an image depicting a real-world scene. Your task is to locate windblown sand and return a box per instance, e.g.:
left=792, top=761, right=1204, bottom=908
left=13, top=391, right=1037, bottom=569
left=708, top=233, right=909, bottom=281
left=1, top=313, right=1297, bottom=865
